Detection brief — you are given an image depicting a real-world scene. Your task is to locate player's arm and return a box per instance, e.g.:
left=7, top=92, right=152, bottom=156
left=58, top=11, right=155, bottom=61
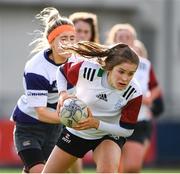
left=148, top=65, right=164, bottom=117
left=148, top=66, right=162, bottom=101
left=56, top=61, right=84, bottom=111
left=25, top=72, right=60, bottom=123
left=98, top=95, right=142, bottom=137
left=74, top=94, right=142, bottom=137
left=35, top=107, right=60, bottom=123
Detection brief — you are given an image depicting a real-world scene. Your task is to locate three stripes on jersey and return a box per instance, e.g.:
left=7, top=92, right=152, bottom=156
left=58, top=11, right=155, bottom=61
left=83, top=67, right=137, bottom=101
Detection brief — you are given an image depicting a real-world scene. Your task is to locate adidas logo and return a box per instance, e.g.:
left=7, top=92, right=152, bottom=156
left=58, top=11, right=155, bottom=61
left=96, top=93, right=108, bottom=102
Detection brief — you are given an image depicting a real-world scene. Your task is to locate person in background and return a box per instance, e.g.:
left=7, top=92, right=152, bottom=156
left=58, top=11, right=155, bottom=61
left=69, top=11, right=100, bottom=172
left=42, top=41, right=142, bottom=173
left=69, top=12, right=99, bottom=43
left=133, top=39, right=148, bottom=58
left=106, top=23, right=164, bottom=173
left=11, top=7, right=77, bottom=173
left=134, top=39, right=164, bottom=118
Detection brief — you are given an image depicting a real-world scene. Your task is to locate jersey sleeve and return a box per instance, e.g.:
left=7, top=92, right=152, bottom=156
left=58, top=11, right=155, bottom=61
left=98, top=84, right=142, bottom=138
left=148, top=66, right=159, bottom=90
left=97, top=94, right=142, bottom=137
left=56, top=61, right=84, bottom=93
left=98, top=121, right=134, bottom=137
left=24, top=72, right=49, bottom=107
left=56, top=66, right=68, bottom=93
left=120, top=95, right=142, bottom=129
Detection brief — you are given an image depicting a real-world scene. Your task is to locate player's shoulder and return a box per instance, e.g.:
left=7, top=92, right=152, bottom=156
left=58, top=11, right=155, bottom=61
left=68, top=54, right=85, bottom=63
left=25, top=50, right=46, bottom=74
left=139, top=56, right=151, bottom=65
left=81, top=59, right=100, bottom=69
left=79, top=60, right=101, bottom=77
left=130, top=78, right=142, bottom=95
left=76, top=59, right=102, bottom=81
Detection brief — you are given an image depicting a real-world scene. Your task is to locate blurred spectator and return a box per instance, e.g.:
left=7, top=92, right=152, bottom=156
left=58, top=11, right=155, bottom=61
left=106, top=23, right=164, bottom=173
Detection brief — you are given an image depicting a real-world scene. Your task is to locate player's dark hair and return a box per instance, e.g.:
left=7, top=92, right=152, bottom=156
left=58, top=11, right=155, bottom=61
left=62, top=41, right=139, bottom=70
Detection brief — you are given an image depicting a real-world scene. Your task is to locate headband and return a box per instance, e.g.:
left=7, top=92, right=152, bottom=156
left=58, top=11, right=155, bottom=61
left=48, top=25, right=75, bottom=43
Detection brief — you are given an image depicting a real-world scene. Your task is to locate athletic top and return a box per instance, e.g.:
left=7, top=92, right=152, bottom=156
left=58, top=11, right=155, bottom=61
left=11, top=49, right=79, bottom=123
left=57, top=60, right=142, bottom=139
left=134, top=57, right=158, bottom=121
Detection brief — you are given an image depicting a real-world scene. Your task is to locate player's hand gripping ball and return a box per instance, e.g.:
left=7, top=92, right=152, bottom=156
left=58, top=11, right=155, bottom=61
left=59, top=98, right=88, bottom=127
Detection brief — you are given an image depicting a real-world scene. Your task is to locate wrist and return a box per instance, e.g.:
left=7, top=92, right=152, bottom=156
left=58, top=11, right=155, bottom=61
left=59, top=90, right=68, bottom=97
left=59, top=91, right=68, bottom=102
left=94, top=119, right=100, bottom=129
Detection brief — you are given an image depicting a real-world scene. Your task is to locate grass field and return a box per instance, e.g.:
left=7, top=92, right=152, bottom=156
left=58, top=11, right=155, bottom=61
left=0, top=167, right=180, bottom=173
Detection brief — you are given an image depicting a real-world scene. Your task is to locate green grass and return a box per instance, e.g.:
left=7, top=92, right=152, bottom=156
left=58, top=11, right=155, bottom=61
left=0, top=167, right=180, bottom=173
left=0, top=168, right=21, bottom=173
left=85, top=167, right=180, bottom=173
left=142, top=167, right=180, bottom=173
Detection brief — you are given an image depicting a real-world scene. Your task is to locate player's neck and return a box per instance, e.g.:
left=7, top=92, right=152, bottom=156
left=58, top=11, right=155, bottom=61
left=49, top=52, right=67, bottom=64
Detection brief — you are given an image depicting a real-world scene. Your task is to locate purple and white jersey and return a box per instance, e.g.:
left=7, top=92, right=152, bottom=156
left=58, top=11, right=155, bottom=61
left=11, top=49, right=79, bottom=123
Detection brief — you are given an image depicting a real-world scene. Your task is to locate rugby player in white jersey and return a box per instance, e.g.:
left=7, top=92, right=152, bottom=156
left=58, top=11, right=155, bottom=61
left=106, top=23, right=163, bottom=173
left=11, top=7, right=79, bottom=173
left=42, top=41, right=142, bottom=173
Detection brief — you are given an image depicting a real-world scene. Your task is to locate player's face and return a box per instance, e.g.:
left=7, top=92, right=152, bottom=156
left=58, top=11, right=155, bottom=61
left=114, top=30, right=134, bottom=47
left=108, top=62, right=137, bottom=90
left=53, top=31, right=76, bottom=59
left=74, top=20, right=92, bottom=42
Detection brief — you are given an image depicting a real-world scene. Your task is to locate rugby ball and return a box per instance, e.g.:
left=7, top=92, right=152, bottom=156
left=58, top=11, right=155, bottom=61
left=59, top=98, right=88, bottom=127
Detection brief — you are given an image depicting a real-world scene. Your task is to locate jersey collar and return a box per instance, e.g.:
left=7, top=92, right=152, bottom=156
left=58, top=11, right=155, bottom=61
left=44, top=49, right=64, bottom=66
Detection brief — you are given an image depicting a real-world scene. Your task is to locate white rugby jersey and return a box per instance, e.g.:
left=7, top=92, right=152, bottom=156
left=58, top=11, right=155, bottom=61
left=134, top=57, right=159, bottom=121
left=57, top=60, right=142, bottom=139
left=11, top=49, right=80, bottom=123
